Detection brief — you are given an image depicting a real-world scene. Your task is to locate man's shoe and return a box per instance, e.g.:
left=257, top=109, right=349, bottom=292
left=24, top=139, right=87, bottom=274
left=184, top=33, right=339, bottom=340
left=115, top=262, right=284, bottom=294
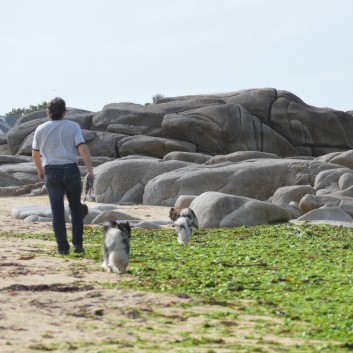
left=59, top=249, right=69, bottom=255
left=73, top=245, right=85, bottom=253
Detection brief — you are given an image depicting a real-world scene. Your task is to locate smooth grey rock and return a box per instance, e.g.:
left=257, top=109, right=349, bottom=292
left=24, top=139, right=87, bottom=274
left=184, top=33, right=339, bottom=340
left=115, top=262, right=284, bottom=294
left=272, top=185, right=315, bottom=205
left=13, top=110, right=48, bottom=126
left=314, top=168, right=352, bottom=194
left=161, top=103, right=298, bottom=157
left=82, top=208, right=102, bottom=224
left=0, top=155, right=32, bottom=164
left=11, top=204, right=74, bottom=222
left=24, top=215, right=52, bottom=223
left=11, top=204, right=53, bottom=220
left=0, top=144, right=10, bottom=155
left=315, top=150, right=353, bottom=170
left=82, top=130, right=97, bottom=143
left=312, top=146, right=347, bottom=156
left=0, top=134, right=8, bottom=145
left=296, top=207, right=353, bottom=222
left=156, top=97, right=227, bottom=114
left=119, top=183, right=145, bottom=204
left=205, top=151, right=280, bottom=165
left=118, top=135, right=196, bottom=158
left=107, top=123, right=161, bottom=137
left=0, top=172, right=25, bottom=187
left=119, top=155, right=160, bottom=161
left=174, top=195, right=197, bottom=209
left=91, top=210, right=140, bottom=224
left=159, top=88, right=276, bottom=124
left=338, top=173, right=353, bottom=190
left=9, top=182, right=44, bottom=196
left=276, top=203, right=303, bottom=219
left=7, top=118, right=47, bottom=155
left=143, top=159, right=341, bottom=206
left=18, top=131, right=35, bottom=155
left=338, top=200, right=353, bottom=217
left=221, top=88, right=277, bottom=124
left=91, top=204, right=120, bottom=212
left=163, top=151, right=211, bottom=164
left=92, top=159, right=190, bottom=203
left=9, top=110, right=92, bottom=156
left=85, top=131, right=125, bottom=157
left=299, top=194, right=340, bottom=213
left=190, top=191, right=290, bottom=228
left=0, top=185, right=20, bottom=196
left=91, top=102, right=165, bottom=132
left=29, top=187, right=47, bottom=196
left=271, top=90, right=353, bottom=156
left=14, top=108, right=90, bottom=126
left=79, top=156, right=114, bottom=168
left=67, top=113, right=94, bottom=130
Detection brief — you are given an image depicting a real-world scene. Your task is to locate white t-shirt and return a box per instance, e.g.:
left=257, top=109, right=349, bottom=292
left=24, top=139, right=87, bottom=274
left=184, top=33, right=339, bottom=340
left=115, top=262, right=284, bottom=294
left=32, top=119, right=85, bottom=166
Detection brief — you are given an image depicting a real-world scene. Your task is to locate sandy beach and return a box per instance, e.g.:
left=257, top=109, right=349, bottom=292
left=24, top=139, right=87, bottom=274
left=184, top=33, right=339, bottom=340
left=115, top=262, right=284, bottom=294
left=0, top=195, right=171, bottom=235
left=0, top=195, right=328, bottom=352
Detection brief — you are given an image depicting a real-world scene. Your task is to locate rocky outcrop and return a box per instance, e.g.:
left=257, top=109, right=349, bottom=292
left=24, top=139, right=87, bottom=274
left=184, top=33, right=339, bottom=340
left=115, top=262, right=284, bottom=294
left=11, top=203, right=170, bottom=229
left=2, top=87, right=353, bottom=228
left=190, top=191, right=291, bottom=228
left=92, top=159, right=190, bottom=204
left=161, top=104, right=298, bottom=157
left=118, top=135, right=196, bottom=158
left=7, top=118, right=47, bottom=155
left=143, top=159, right=341, bottom=206
left=271, top=91, right=353, bottom=156
left=163, top=151, right=211, bottom=164
left=3, top=88, right=353, bottom=159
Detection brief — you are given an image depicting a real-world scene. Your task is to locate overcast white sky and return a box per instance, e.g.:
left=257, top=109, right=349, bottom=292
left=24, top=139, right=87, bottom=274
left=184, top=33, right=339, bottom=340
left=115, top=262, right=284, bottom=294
left=1, top=0, right=352, bottom=115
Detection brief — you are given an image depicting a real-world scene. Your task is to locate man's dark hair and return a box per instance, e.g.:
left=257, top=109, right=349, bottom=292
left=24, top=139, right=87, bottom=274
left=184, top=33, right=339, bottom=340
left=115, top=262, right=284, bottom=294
left=48, top=97, right=66, bottom=120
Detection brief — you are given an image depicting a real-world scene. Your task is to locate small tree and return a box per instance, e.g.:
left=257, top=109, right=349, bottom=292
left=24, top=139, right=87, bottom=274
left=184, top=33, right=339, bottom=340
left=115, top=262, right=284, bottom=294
left=6, top=101, right=48, bottom=116
left=152, top=93, right=165, bottom=104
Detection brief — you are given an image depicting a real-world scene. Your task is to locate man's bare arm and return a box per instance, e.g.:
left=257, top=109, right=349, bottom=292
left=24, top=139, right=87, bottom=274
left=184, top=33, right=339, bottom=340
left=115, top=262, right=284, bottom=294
left=78, top=143, right=94, bottom=177
left=32, top=150, right=44, bottom=181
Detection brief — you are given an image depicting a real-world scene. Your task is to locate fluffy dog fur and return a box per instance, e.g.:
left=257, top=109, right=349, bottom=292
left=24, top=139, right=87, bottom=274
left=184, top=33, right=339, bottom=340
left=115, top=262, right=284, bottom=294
left=102, top=220, right=131, bottom=274
left=169, top=207, right=199, bottom=245
left=173, top=216, right=193, bottom=244
left=169, top=207, right=199, bottom=229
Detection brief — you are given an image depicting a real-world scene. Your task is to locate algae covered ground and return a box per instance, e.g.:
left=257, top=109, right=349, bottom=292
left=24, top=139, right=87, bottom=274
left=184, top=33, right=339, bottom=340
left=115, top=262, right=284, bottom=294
left=2, top=223, right=353, bottom=352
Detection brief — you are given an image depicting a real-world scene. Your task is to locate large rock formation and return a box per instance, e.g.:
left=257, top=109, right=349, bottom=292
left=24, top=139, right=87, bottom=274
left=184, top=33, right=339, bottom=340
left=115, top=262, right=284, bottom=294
left=2, top=88, right=353, bottom=228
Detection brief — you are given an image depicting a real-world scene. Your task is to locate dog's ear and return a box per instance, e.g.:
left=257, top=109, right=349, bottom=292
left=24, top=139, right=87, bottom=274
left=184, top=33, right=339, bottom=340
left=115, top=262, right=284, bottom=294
left=103, top=221, right=111, bottom=233
left=103, top=220, right=117, bottom=233
left=126, top=221, right=132, bottom=238
left=118, top=222, right=132, bottom=237
left=110, top=220, right=118, bottom=228
left=117, top=221, right=128, bottom=230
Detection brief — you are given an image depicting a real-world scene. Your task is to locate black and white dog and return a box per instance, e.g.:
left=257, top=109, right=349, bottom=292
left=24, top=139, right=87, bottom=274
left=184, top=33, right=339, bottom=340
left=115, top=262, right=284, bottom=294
left=102, top=220, right=131, bottom=274
left=169, top=207, right=199, bottom=245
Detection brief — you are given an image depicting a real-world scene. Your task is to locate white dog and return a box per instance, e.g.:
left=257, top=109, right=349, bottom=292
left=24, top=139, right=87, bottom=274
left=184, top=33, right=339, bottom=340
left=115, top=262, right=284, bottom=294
left=102, top=221, right=131, bottom=274
left=169, top=207, right=199, bottom=245
left=173, top=216, right=193, bottom=244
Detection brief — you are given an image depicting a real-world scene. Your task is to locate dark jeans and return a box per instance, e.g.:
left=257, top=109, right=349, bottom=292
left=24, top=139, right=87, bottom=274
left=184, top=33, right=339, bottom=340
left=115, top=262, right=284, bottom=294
left=44, top=163, right=83, bottom=252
